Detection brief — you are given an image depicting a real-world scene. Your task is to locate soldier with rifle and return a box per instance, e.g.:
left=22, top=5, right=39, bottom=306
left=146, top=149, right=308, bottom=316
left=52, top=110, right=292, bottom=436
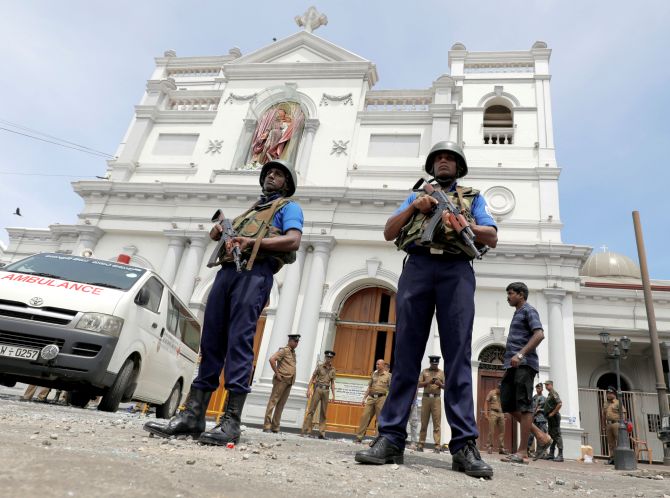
left=355, top=141, right=498, bottom=478
left=144, top=160, right=303, bottom=445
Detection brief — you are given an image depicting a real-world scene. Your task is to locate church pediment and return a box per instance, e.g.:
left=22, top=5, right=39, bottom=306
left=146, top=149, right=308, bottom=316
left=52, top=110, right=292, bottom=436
left=230, top=31, right=369, bottom=65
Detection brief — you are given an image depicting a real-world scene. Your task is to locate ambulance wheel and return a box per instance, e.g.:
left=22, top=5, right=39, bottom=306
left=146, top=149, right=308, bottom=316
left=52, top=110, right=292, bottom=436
left=98, top=359, right=134, bottom=412
left=156, top=381, right=182, bottom=419
left=67, top=390, right=92, bottom=408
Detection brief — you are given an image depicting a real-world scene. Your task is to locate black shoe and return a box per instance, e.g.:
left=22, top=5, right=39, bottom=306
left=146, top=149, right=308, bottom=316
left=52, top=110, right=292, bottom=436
left=355, top=436, right=404, bottom=465
left=451, top=440, right=493, bottom=478
left=553, top=451, right=564, bottom=462
left=416, top=444, right=424, bottom=453
left=318, top=434, right=327, bottom=440
left=144, top=388, right=212, bottom=439
left=262, top=429, right=272, bottom=433
left=199, top=391, right=247, bottom=446
left=534, top=439, right=553, bottom=461
left=606, top=459, right=614, bottom=465
left=271, top=429, right=279, bottom=434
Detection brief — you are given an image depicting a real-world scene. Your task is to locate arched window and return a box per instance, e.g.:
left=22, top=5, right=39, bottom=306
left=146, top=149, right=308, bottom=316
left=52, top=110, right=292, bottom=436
left=483, top=104, right=513, bottom=145
left=478, top=344, right=506, bottom=371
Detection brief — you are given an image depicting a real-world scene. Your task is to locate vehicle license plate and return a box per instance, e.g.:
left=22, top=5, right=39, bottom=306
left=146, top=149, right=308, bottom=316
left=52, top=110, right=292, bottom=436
left=0, top=344, right=40, bottom=360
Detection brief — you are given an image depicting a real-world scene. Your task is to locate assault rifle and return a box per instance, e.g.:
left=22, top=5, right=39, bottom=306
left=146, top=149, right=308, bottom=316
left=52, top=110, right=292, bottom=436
left=413, top=178, right=489, bottom=260
left=206, top=209, right=244, bottom=272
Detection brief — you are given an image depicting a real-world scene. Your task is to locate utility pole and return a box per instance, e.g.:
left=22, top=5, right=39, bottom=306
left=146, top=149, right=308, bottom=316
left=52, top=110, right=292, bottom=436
left=632, top=211, right=670, bottom=465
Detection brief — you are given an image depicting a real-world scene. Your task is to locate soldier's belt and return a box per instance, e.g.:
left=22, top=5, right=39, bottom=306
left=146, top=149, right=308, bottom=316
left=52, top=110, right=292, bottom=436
left=369, top=393, right=386, bottom=399
left=423, top=393, right=441, bottom=398
left=490, top=408, right=502, bottom=413
left=317, top=384, right=330, bottom=389
left=606, top=419, right=620, bottom=424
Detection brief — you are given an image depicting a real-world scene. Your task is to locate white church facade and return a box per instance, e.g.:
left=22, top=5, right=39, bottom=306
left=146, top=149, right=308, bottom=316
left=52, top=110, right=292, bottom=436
left=2, top=20, right=669, bottom=460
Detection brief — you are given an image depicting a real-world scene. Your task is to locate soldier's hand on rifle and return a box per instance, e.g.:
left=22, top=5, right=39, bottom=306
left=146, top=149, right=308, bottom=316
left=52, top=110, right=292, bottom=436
left=210, top=223, right=223, bottom=241
left=228, top=236, right=254, bottom=253
left=412, top=195, right=438, bottom=214
left=441, top=210, right=454, bottom=230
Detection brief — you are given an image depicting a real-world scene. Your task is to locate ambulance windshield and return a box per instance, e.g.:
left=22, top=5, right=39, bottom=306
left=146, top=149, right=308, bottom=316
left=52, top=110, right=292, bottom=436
left=3, top=253, right=147, bottom=291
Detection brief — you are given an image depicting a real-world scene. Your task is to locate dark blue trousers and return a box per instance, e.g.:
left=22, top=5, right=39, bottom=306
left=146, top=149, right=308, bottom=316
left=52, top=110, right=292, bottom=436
left=377, top=254, right=478, bottom=454
left=192, top=259, right=274, bottom=394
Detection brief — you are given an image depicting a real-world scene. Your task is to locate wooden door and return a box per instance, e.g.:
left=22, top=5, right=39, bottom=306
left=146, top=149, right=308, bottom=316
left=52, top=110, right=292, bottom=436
left=324, top=287, right=396, bottom=434
left=476, top=370, right=516, bottom=452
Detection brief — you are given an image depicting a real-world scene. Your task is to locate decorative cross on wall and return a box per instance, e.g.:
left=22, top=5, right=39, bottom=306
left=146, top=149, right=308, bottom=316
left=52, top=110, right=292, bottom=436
left=331, top=140, right=349, bottom=156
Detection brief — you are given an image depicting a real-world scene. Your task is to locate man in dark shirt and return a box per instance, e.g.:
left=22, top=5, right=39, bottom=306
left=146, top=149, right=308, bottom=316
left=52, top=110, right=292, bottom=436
left=500, top=282, right=552, bottom=464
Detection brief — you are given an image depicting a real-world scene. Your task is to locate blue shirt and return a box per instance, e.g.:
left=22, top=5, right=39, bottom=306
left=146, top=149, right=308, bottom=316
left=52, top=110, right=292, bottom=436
left=272, top=201, right=304, bottom=233
left=504, top=302, right=544, bottom=372
left=392, top=185, right=497, bottom=228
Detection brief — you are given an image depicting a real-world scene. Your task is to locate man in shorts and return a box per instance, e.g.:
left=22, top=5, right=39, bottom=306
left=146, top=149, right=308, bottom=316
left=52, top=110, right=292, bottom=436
left=500, top=282, right=552, bottom=464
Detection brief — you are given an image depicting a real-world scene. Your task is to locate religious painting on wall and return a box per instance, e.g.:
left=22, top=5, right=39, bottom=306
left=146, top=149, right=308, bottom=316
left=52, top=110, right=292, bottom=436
left=244, top=101, right=305, bottom=170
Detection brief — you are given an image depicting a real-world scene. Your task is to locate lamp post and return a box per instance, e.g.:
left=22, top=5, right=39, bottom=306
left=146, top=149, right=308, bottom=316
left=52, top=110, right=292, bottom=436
left=598, top=331, right=636, bottom=470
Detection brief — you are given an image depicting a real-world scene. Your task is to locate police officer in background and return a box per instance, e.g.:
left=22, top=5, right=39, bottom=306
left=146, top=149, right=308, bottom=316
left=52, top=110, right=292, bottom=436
left=542, top=380, right=564, bottom=462
left=417, top=355, right=445, bottom=452
left=263, top=334, right=300, bottom=433
left=484, top=383, right=506, bottom=455
left=527, top=382, right=548, bottom=455
left=603, top=386, right=627, bottom=465
left=355, top=141, right=498, bottom=478
left=302, top=350, right=337, bottom=439
left=355, top=359, right=392, bottom=443
left=144, top=160, right=303, bottom=445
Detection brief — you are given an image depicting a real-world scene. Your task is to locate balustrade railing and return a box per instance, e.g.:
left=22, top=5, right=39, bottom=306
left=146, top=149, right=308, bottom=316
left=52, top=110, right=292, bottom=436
left=364, top=94, right=432, bottom=112
left=168, top=98, right=220, bottom=111
left=483, top=127, right=514, bottom=144
left=167, top=68, right=220, bottom=78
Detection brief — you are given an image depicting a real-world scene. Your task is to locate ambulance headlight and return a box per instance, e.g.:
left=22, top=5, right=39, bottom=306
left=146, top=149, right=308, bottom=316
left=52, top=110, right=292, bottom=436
left=76, top=313, right=124, bottom=337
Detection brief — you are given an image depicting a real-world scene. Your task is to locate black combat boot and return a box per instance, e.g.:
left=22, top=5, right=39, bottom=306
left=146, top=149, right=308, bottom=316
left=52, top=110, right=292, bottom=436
left=143, top=388, right=212, bottom=439
left=553, top=449, right=564, bottom=462
left=543, top=444, right=556, bottom=460
left=199, top=391, right=247, bottom=446
left=355, top=436, right=404, bottom=464
left=451, top=440, right=494, bottom=478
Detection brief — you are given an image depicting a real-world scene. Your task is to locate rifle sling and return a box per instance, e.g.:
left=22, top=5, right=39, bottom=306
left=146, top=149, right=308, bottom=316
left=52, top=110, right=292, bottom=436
left=455, top=186, right=466, bottom=214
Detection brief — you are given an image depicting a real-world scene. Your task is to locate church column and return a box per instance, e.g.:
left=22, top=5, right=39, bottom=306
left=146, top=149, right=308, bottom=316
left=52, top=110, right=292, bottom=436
left=160, top=230, right=187, bottom=287
left=260, top=244, right=307, bottom=382
left=295, top=118, right=320, bottom=181
left=295, top=237, right=336, bottom=387
left=173, top=232, right=208, bottom=304
left=544, top=288, right=581, bottom=450
left=75, top=226, right=105, bottom=256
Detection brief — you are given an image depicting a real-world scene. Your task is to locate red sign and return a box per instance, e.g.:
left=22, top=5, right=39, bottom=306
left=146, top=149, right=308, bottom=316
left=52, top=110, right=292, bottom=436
left=1, top=273, right=104, bottom=295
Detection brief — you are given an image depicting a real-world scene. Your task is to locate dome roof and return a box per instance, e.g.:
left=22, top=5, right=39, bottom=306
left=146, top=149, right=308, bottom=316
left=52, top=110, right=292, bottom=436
left=580, top=251, right=641, bottom=279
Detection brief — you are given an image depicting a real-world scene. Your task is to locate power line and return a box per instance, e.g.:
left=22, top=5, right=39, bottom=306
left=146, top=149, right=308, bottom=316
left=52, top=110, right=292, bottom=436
left=0, top=118, right=115, bottom=157
left=0, top=124, right=115, bottom=159
left=0, top=171, right=100, bottom=178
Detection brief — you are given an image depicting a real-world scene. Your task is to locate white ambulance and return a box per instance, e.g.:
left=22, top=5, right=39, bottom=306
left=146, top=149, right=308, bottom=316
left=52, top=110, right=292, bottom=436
left=0, top=252, right=200, bottom=417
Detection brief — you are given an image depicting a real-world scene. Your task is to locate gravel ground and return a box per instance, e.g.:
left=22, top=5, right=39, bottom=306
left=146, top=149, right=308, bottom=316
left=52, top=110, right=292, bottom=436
left=1, top=385, right=669, bottom=498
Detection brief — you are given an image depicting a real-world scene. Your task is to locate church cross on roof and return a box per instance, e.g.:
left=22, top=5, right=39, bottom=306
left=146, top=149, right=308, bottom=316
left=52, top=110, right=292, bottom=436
left=295, top=6, right=328, bottom=33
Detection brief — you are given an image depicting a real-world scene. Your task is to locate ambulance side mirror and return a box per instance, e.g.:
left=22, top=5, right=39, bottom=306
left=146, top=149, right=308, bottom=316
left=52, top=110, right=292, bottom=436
left=135, top=287, right=150, bottom=307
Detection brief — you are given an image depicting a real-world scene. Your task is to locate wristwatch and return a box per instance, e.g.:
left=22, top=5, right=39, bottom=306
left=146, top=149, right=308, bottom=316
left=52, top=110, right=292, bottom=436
left=516, top=353, right=524, bottom=360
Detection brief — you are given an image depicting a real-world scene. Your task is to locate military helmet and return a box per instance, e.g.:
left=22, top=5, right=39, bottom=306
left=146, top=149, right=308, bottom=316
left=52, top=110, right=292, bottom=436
left=424, top=141, right=468, bottom=178
left=259, top=160, right=297, bottom=197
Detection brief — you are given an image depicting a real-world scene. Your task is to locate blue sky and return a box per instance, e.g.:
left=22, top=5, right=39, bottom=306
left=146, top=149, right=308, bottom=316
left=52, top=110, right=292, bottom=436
left=1, top=1, right=669, bottom=278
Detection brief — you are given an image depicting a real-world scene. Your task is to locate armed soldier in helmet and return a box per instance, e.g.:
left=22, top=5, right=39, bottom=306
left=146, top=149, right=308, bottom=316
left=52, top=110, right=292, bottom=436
left=355, top=141, right=498, bottom=478
left=144, top=160, right=303, bottom=446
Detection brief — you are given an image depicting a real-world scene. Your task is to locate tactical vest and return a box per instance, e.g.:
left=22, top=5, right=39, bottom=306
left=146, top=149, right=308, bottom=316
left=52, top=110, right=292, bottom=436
left=394, top=186, right=480, bottom=259
left=224, top=197, right=296, bottom=273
